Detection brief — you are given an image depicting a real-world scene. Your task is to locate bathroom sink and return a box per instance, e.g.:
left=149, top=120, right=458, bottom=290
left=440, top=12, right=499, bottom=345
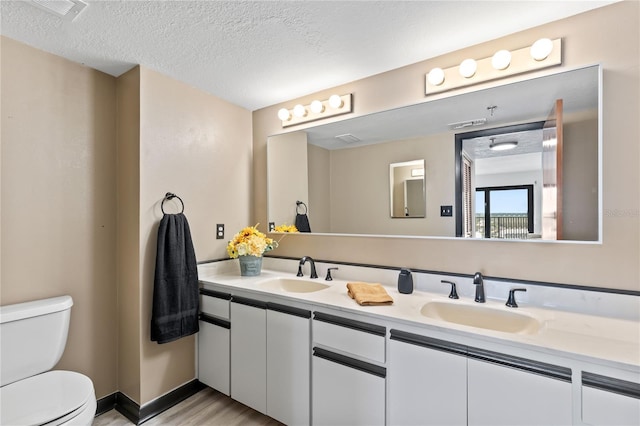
left=420, top=301, right=541, bottom=334
left=257, top=278, right=330, bottom=293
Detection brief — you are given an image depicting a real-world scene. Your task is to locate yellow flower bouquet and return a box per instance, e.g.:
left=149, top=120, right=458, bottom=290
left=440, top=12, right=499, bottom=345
left=227, top=224, right=277, bottom=259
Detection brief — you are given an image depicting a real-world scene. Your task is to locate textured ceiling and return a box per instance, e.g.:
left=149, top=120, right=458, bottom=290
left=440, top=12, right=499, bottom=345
left=0, top=0, right=616, bottom=111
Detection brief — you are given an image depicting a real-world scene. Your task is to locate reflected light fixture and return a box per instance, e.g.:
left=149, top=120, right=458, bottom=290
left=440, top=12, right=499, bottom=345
left=278, top=94, right=352, bottom=127
left=426, top=38, right=561, bottom=95
left=489, top=137, right=518, bottom=151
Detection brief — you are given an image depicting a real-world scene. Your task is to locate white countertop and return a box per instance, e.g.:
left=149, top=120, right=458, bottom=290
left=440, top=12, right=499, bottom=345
left=198, top=264, right=640, bottom=374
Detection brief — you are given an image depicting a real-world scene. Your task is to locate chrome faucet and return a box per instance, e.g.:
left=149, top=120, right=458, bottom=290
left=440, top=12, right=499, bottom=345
left=473, top=272, right=485, bottom=303
left=297, top=256, right=318, bottom=279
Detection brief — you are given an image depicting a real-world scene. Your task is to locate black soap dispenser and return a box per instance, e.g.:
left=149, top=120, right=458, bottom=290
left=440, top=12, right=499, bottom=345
left=398, top=268, right=413, bottom=294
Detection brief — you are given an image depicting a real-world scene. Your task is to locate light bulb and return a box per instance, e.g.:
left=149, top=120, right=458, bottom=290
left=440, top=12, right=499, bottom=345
left=491, top=50, right=511, bottom=70
left=310, top=100, right=324, bottom=114
left=328, top=94, right=343, bottom=109
left=293, top=104, right=307, bottom=118
left=427, top=67, right=445, bottom=86
left=277, top=108, right=291, bottom=121
left=530, top=38, right=553, bottom=61
left=459, top=59, right=477, bottom=78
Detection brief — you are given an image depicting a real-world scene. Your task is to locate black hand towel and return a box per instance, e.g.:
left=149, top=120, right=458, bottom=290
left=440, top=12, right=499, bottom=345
left=151, top=213, right=199, bottom=344
left=295, top=212, right=312, bottom=233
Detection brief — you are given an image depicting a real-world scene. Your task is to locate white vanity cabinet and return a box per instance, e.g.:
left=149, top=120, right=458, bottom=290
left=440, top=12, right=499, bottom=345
left=312, top=312, right=387, bottom=426
left=581, top=372, right=640, bottom=426
left=388, top=329, right=573, bottom=426
left=230, top=296, right=267, bottom=414
left=198, top=288, right=231, bottom=395
left=228, top=295, right=312, bottom=423
left=388, top=330, right=467, bottom=426
left=266, top=303, right=311, bottom=426
left=467, top=350, right=573, bottom=426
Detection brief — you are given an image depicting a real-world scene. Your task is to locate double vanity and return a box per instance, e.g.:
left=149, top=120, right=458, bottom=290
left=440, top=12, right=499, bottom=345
left=196, top=258, right=639, bottom=426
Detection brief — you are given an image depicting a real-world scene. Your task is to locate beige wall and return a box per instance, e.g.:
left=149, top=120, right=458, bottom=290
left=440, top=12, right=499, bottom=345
left=253, top=2, right=640, bottom=291
left=116, top=67, right=142, bottom=402
left=321, top=133, right=454, bottom=236
left=1, top=38, right=253, bottom=406
left=1, top=37, right=118, bottom=398
left=137, top=67, right=252, bottom=405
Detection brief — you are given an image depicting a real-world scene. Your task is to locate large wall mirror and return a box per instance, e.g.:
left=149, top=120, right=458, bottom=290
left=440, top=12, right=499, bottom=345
left=267, top=64, right=601, bottom=242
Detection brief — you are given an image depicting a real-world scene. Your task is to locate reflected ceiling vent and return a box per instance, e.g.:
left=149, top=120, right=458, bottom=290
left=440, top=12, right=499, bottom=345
left=335, top=133, right=361, bottom=143
left=29, top=0, right=87, bottom=21
left=448, top=118, right=487, bottom=130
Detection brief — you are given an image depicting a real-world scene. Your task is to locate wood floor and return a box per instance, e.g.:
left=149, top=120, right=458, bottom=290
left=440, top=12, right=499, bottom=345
left=93, top=387, right=284, bottom=426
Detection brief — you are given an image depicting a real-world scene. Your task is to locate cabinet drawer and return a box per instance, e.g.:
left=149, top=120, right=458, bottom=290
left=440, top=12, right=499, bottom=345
left=200, top=288, right=231, bottom=319
left=582, top=372, right=640, bottom=426
left=312, top=348, right=385, bottom=426
left=313, top=312, right=386, bottom=363
left=198, top=319, right=230, bottom=395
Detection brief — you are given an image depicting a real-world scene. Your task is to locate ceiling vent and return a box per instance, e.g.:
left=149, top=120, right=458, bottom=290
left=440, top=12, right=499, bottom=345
left=448, top=118, right=487, bottom=130
left=335, top=134, right=361, bottom=144
left=29, top=0, right=87, bottom=21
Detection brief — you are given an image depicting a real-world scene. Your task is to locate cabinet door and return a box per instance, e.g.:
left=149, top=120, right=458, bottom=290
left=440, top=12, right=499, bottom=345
left=389, top=331, right=467, bottom=426
left=582, top=372, right=640, bottom=426
left=198, top=315, right=230, bottom=395
left=266, top=304, right=311, bottom=426
left=312, top=348, right=385, bottom=426
left=468, top=355, right=572, bottom=426
left=230, top=298, right=267, bottom=414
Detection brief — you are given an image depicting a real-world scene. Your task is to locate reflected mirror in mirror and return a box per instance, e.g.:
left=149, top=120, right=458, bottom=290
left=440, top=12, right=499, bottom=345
left=267, top=64, right=601, bottom=241
left=390, top=160, right=426, bottom=218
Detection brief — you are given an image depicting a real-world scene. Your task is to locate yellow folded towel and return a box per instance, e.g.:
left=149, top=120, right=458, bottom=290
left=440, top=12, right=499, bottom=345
left=346, top=282, right=394, bottom=306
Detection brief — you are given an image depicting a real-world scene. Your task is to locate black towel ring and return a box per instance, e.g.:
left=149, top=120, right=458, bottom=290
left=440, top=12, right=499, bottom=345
left=296, top=200, right=308, bottom=215
left=161, top=192, right=184, bottom=214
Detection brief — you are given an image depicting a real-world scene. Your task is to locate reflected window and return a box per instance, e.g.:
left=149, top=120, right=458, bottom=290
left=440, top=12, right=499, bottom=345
left=475, top=185, right=533, bottom=239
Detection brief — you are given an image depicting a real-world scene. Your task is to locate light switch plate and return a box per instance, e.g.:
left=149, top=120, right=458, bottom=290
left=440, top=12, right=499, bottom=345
left=440, top=205, right=453, bottom=217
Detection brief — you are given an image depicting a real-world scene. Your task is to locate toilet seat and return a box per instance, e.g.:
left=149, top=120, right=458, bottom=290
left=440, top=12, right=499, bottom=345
left=0, top=370, right=95, bottom=426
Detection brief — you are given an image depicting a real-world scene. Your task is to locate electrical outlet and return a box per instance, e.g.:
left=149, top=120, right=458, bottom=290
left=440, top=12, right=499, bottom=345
left=216, top=224, right=224, bottom=239
left=268, top=222, right=275, bottom=232
left=440, top=205, right=453, bottom=217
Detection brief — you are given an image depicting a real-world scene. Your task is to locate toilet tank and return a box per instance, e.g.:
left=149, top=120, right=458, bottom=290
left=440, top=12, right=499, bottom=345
left=0, top=295, right=73, bottom=387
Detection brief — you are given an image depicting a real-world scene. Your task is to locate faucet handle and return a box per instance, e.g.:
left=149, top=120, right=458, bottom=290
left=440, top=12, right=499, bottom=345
left=325, top=267, right=339, bottom=281
left=506, top=288, right=527, bottom=308
left=441, top=280, right=459, bottom=299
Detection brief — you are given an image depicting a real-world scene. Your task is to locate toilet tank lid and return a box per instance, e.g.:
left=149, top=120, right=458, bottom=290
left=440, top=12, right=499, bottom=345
left=0, top=296, right=73, bottom=324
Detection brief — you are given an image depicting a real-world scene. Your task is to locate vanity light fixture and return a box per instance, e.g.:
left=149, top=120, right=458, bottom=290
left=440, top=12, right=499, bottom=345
left=427, top=67, right=445, bottom=86
left=328, top=94, right=344, bottom=109
left=293, top=104, right=307, bottom=118
left=459, top=59, right=477, bottom=78
left=425, top=38, right=562, bottom=95
left=489, top=137, right=518, bottom=151
left=277, top=108, right=291, bottom=121
left=491, top=50, right=512, bottom=70
left=310, top=100, right=325, bottom=114
left=278, top=94, right=352, bottom=127
left=530, top=38, right=554, bottom=61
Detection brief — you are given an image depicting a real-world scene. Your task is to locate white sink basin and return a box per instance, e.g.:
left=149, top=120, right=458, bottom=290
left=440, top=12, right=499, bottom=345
left=420, top=301, right=541, bottom=334
left=257, top=278, right=331, bottom=293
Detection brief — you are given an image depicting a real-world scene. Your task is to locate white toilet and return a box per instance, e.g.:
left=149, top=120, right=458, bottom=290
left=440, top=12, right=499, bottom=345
left=0, top=295, right=97, bottom=425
